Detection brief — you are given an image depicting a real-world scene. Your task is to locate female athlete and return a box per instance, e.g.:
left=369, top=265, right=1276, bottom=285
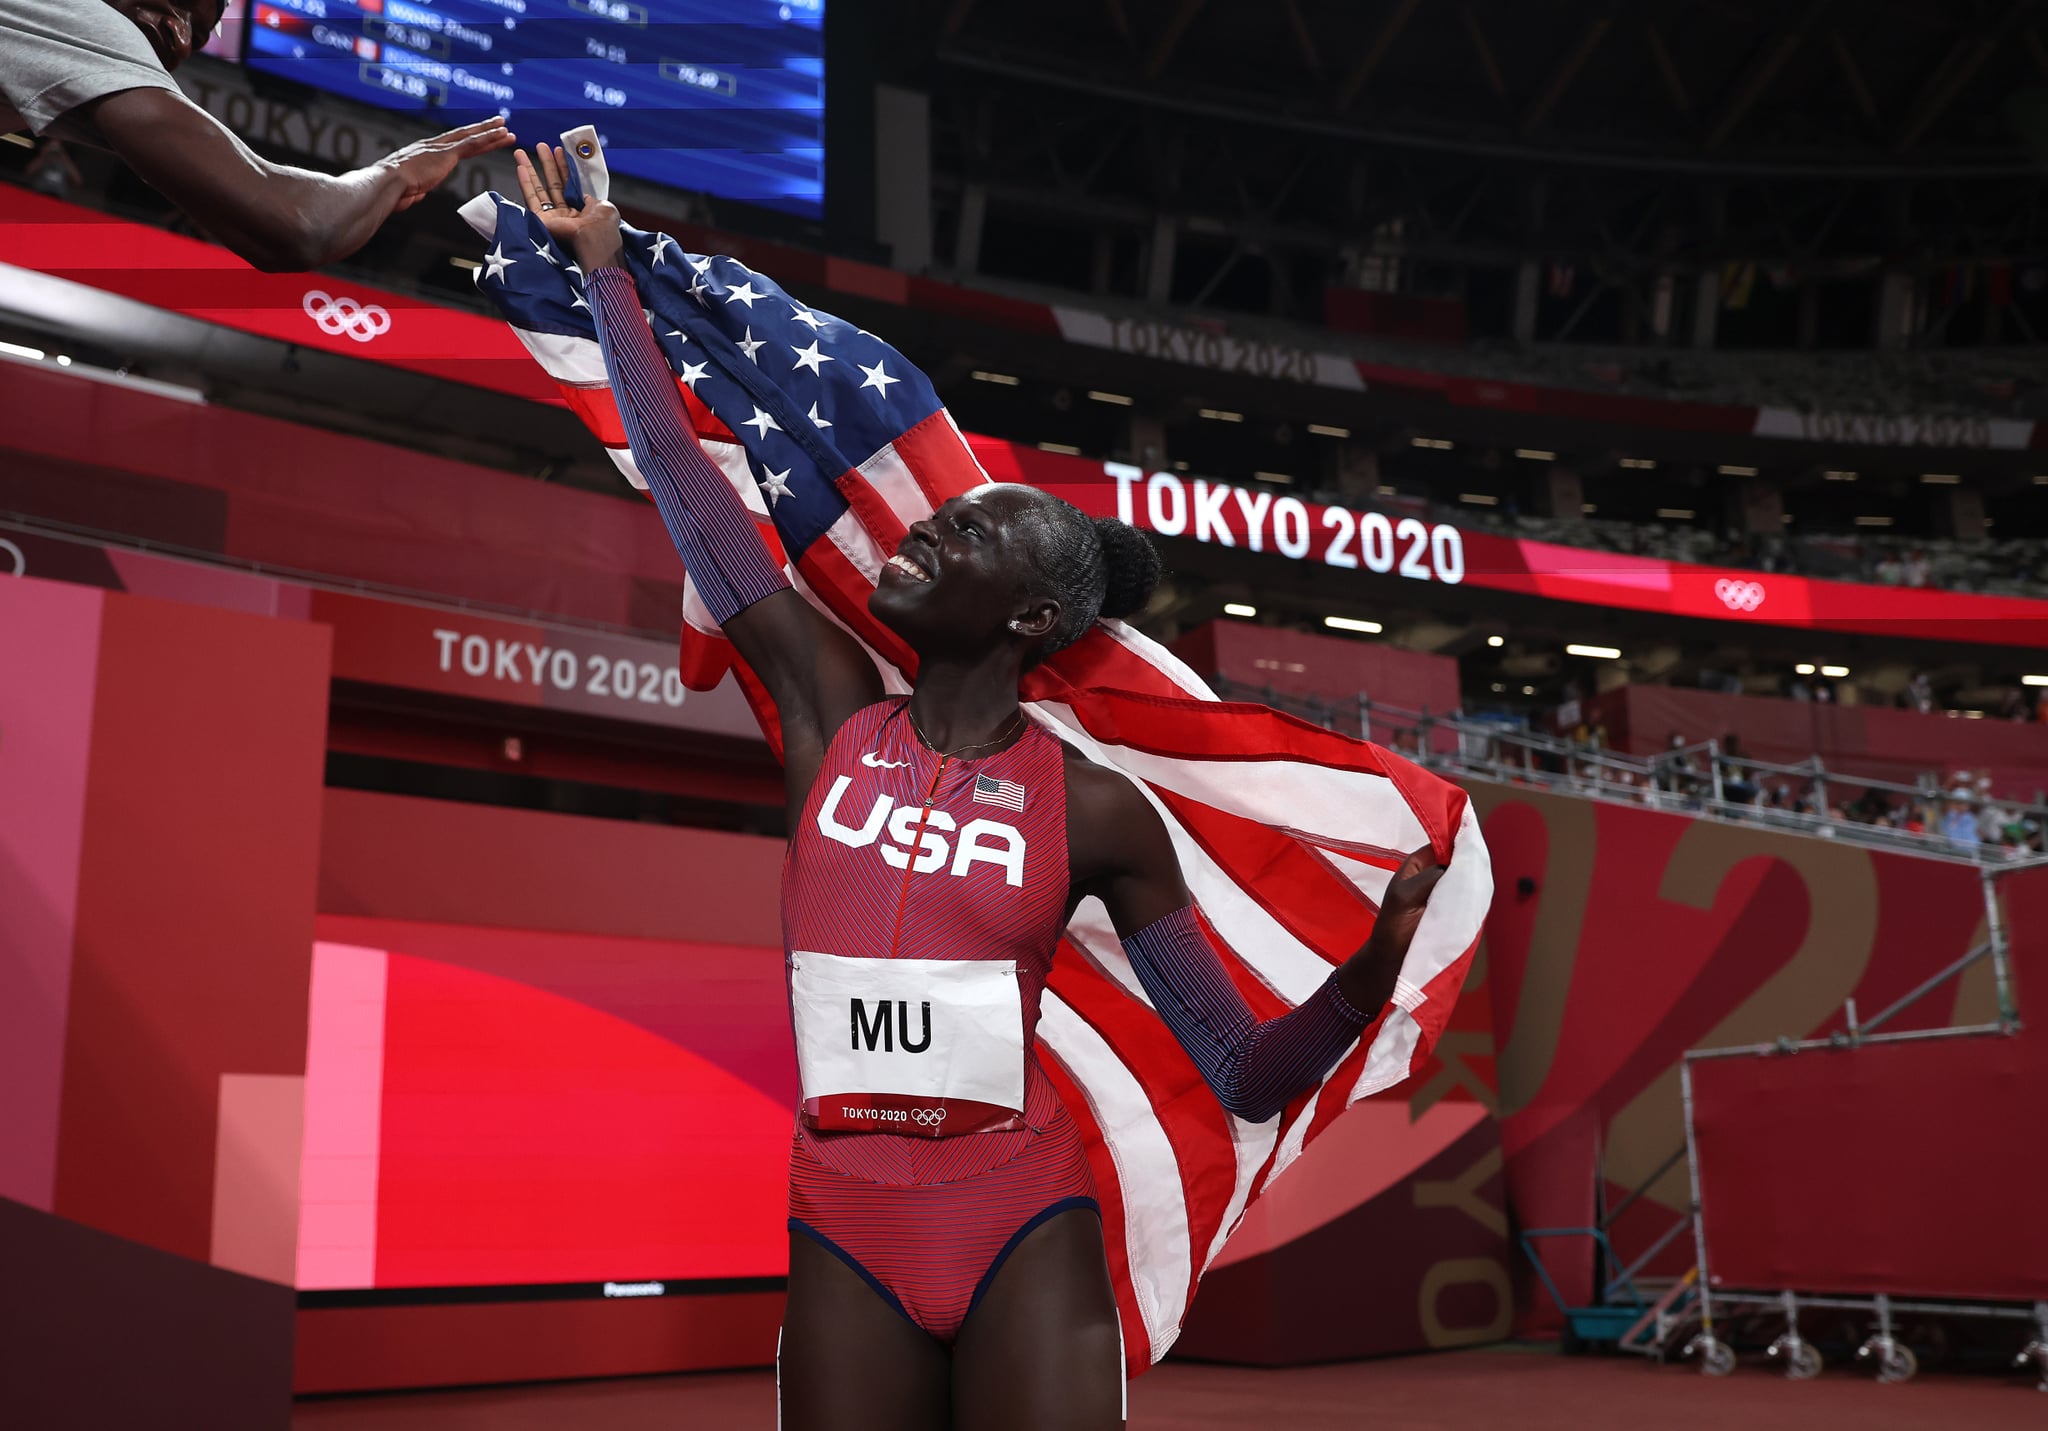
left=516, top=144, right=1444, bottom=1431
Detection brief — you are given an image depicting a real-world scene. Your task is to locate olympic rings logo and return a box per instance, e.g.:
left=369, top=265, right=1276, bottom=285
left=911, top=1107, right=947, bottom=1127
left=0, top=537, right=23, bottom=578
left=302, top=289, right=392, bottom=344
left=1714, top=578, right=1766, bottom=612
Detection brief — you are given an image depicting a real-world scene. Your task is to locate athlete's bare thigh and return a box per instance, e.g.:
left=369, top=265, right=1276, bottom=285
left=950, top=1207, right=1123, bottom=1430
left=779, top=1230, right=951, bottom=1431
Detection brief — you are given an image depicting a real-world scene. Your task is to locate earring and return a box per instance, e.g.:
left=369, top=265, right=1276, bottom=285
left=1008, top=619, right=1026, bottom=632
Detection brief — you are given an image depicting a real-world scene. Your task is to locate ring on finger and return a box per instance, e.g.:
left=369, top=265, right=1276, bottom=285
left=540, top=202, right=556, bottom=210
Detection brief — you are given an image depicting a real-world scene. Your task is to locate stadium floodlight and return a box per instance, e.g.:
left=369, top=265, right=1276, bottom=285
left=1656, top=507, right=1695, bottom=519
left=1324, top=616, right=1383, bottom=634
left=1223, top=603, right=1258, bottom=618
left=1253, top=471, right=1295, bottom=484
left=1618, top=457, right=1657, bottom=469
left=1037, top=442, right=1082, bottom=455
left=1582, top=503, right=1598, bottom=514
left=2035, top=475, right=2048, bottom=486
left=1087, top=390, right=1134, bottom=406
left=0, top=340, right=47, bottom=361
left=1197, top=407, right=1244, bottom=422
left=1795, top=663, right=1817, bottom=675
left=449, top=256, right=482, bottom=271
left=1521, top=684, right=1537, bottom=695
left=1855, top=515, right=1895, bottom=527
left=1308, top=423, right=1351, bottom=438
left=1565, top=644, right=1622, bottom=660
left=2024, top=675, right=2048, bottom=687
left=1459, top=493, right=1500, bottom=506
left=970, top=369, right=1021, bottom=385
left=1375, top=484, right=1397, bottom=496
left=1920, top=473, right=1961, bottom=485
left=1821, top=665, right=1850, bottom=678
left=1411, top=436, right=1454, bottom=449
left=1513, top=448, right=1556, bottom=461
left=1487, top=636, right=1505, bottom=647
left=1823, top=469, right=1858, bottom=481
left=1717, top=464, right=1759, bottom=476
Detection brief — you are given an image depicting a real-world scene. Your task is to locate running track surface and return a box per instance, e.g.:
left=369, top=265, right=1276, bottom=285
left=294, top=1347, right=2045, bottom=1430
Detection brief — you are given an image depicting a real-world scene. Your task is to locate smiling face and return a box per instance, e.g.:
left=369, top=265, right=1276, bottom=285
left=105, top=0, right=224, bottom=72
left=868, top=485, right=1061, bottom=663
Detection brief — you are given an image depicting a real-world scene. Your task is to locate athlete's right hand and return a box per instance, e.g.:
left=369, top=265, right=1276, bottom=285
left=514, top=143, right=625, bottom=271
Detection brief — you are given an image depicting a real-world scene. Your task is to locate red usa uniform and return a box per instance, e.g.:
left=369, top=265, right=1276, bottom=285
left=782, top=698, right=1094, bottom=1342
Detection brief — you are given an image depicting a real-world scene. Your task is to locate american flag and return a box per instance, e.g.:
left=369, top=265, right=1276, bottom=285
left=973, top=772, right=1028, bottom=813
left=460, top=190, right=1492, bottom=1375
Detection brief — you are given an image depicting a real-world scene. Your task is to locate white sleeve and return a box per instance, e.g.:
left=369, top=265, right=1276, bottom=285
left=0, top=0, right=183, bottom=136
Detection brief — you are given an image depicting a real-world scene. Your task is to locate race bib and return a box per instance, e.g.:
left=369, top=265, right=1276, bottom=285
left=790, top=951, right=1025, bottom=1137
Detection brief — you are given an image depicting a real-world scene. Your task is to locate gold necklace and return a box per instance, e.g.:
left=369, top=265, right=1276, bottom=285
left=907, top=704, right=1027, bottom=759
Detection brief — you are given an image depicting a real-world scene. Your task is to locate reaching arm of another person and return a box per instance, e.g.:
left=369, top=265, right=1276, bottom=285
left=1067, top=758, right=1443, bottom=1122
left=517, top=145, right=882, bottom=795
left=74, top=87, right=514, bottom=272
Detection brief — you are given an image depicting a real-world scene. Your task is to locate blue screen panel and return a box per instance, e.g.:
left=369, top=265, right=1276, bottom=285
left=245, top=0, right=825, bottom=219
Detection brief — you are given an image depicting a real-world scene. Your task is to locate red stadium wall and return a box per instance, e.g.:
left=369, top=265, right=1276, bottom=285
left=1468, top=779, right=2011, bottom=1325
left=1170, top=619, right=1464, bottom=734
left=297, top=792, right=792, bottom=1393
left=0, top=576, right=330, bottom=1431
left=1588, top=684, right=2048, bottom=799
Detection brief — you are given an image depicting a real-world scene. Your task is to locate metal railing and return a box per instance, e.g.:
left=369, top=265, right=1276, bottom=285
left=1207, top=676, right=2048, bottom=871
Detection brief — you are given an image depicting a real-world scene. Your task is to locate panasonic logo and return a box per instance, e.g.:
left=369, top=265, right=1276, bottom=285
left=602, top=1281, right=667, bottom=1298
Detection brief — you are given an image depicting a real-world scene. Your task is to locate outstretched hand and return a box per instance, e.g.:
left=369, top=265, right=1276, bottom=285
left=1371, top=846, right=1446, bottom=961
left=513, top=143, right=625, bottom=270
left=382, top=116, right=518, bottom=212
left=1335, top=845, right=1446, bottom=1017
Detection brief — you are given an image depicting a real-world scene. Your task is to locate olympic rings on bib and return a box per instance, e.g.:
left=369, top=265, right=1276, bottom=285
left=301, top=290, right=392, bottom=345
left=911, top=1107, right=948, bottom=1127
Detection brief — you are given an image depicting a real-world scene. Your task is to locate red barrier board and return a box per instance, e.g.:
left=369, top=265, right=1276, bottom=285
left=1689, top=1034, right=2048, bottom=1302
left=7, top=185, right=2048, bottom=648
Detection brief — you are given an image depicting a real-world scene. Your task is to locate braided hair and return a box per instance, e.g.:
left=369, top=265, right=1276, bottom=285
left=1011, top=490, right=1162, bottom=662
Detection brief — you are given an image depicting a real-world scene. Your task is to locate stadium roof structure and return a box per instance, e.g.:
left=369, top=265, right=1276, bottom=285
left=895, top=0, right=2048, bottom=276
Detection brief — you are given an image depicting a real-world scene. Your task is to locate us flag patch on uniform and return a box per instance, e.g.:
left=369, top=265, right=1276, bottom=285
left=972, top=773, right=1027, bottom=812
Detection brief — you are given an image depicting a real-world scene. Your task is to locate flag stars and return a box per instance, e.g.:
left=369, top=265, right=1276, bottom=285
left=678, top=360, right=710, bottom=390
left=858, top=359, right=900, bottom=398
left=532, top=238, right=560, bottom=266
left=724, top=279, right=767, bottom=309
left=759, top=467, right=793, bottom=507
left=648, top=232, right=680, bottom=267
left=790, top=304, right=827, bottom=331
left=687, top=274, right=712, bottom=304
left=735, top=327, right=766, bottom=363
left=482, top=244, right=517, bottom=282
left=791, top=340, right=833, bottom=375
left=742, top=405, right=782, bottom=438
left=688, top=253, right=713, bottom=274
left=808, top=402, right=832, bottom=430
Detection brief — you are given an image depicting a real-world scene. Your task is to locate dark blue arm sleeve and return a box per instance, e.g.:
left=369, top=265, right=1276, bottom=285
left=1121, top=905, right=1371, bottom=1123
left=587, top=266, right=791, bottom=624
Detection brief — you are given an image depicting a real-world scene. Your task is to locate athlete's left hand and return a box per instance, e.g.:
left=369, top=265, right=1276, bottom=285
left=1370, top=846, right=1445, bottom=962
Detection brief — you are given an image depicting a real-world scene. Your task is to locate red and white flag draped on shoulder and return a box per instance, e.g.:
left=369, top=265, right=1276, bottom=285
left=460, top=191, right=1493, bottom=1373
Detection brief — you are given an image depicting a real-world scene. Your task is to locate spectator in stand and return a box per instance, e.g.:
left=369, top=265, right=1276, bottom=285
left=0, top=0, right=516, bottom=271
left=1904, top=671, right=1936, bottom=714
left=1903, top=550, right=1932, bottom=588
left=1941, top=789, right=1982, bottom=847
left=1717, top=734, right=1759, bottom=805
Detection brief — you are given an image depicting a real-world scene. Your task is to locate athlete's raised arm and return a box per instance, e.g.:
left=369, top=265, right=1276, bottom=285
left=517, top=146, right=882, bottom=799
left=1065, top=756, right=1443, bottom=1122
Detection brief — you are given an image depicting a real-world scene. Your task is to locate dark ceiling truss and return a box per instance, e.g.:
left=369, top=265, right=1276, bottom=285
left=905, top=0, right=2048, bottom=284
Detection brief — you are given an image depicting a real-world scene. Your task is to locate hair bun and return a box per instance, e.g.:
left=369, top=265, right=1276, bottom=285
left=1092, top=517, right=1161, bottom=620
